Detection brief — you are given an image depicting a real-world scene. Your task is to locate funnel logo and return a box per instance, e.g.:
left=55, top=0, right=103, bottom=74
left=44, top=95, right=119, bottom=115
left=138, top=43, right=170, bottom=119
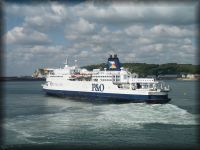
left=109, top=61, right=116, bottom=69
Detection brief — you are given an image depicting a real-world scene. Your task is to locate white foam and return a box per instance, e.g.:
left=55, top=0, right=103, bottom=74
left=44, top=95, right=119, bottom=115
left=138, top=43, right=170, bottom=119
left=94, top=103, right=199, bottom=129
left=4, top=103, right=199, bottom=144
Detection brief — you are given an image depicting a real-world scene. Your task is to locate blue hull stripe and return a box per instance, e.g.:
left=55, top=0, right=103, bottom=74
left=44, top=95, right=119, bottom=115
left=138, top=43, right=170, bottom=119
left=43, top=89, right=170, bottom=103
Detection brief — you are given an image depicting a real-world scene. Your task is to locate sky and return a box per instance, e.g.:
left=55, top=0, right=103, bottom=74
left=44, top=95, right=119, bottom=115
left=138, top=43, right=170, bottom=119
left=3, top=0, right=198, bottom=76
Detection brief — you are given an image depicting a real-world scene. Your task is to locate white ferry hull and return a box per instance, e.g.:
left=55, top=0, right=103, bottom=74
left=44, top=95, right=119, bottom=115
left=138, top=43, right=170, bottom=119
left=42, top=81, right=171, bottom=104
left=43, top=88, right=170, bottom=103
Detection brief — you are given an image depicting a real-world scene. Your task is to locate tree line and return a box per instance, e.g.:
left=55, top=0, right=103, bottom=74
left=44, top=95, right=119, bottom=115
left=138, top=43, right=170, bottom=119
left=83, top=63, right=200, bottom=77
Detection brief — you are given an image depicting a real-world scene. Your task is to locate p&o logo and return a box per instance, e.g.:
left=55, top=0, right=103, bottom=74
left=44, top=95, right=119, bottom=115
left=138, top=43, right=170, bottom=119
left=92, top=84, right=104, bottom=92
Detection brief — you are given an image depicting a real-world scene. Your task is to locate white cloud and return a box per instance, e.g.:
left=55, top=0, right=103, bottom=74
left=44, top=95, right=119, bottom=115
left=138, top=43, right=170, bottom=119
left=76, top=2, right=196, bottom=25
left=4, top=1, right=198, bottom=76
left=5, top=45, right=67, bottom=76
left=92, top=46, right=102, bottom=52
left=137, top=37, right=153, bottom=45
left=5, top=44, right=66, bottom=68
left=71, top=18, right=95, bottom=34
left=150, top=24, right=193, bottom=38
left=65, top=18, right=96, bottom=40
left=51, top=2, right=67, bottom=16
left=5, top=3, right=68, bottom=32
left=5, top=26, right=51, bottom=45
left=125, top=25, right=144, bottom=37
left=29, top=45, right=64, bottom=54
left=80, top=50, right=89, bottom=57
left=24, top=13, right=66, bottom=30
left=183, top=38, right=192, bottom=45
left=63, top=21, right=196, bottom=65
left=101, top=26, right=109, bottom=33
left=25, top=16, right=44, bottom=27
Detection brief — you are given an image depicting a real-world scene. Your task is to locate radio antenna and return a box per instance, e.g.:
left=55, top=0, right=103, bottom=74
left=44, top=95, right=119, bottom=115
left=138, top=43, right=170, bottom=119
left=64, top=55, right=69, bottom=68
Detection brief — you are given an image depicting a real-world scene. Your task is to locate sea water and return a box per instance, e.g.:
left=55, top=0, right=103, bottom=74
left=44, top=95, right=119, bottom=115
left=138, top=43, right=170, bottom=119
left=2, top=80, right=200, bottom=147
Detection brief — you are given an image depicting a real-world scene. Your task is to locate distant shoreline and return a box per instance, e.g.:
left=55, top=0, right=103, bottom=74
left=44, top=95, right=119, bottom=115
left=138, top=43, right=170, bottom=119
left=1, top=77, right=199, bottom=82
left=176, top=78, right=199, bottom=81
left=0, top=77, right=45, bottom=81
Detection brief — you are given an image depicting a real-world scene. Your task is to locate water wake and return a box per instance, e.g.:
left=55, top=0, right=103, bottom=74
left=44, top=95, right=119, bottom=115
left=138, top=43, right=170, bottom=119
left=4, top=102, right=199, bottom=144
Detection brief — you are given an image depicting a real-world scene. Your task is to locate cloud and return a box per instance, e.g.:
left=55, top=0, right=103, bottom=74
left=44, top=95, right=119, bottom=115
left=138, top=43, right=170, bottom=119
left=76, top=2, right=197, bottom=25
left=4, top=1, right=198, bottom=76
left=124, top=24, right=193, bottom=39
left=124, top=25, right=145, bottom=37
left=28, top=45, right=64, bottom=54
left=72, top=18, right=95, bottom=33
left=51, top=2, right=67, bottom=16
left=64, top=22, right=195, bottom=51
left=24, top=14, right=67, bottom=32
left=150, top=24, right=193, bottom=38
left=24, top=11, right=67, bottom=31
left=65, top=18, right=96, bottom=40
left=101, top=26, right=109, bottom=33
left=5, top=26, right=51, bottom=45
left=5, top=45, right=67, bottom=75
left=5, top=3, right=68, bottom=31
left=6, top=45, right=65, bottom=63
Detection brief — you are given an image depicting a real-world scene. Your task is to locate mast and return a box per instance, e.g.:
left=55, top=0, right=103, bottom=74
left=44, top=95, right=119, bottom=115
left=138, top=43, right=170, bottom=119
left=64, top=56, right=69, bottom=68
left=74, top=59, right=78, bottom=67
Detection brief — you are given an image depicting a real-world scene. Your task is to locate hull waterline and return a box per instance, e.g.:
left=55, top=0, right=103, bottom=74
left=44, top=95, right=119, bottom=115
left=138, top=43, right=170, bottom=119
left=43, top=89, right=171, bottom=104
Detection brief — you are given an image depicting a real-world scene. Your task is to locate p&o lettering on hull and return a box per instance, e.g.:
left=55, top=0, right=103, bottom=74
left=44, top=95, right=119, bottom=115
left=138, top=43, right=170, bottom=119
left=92, top=84, right=105, bottom=92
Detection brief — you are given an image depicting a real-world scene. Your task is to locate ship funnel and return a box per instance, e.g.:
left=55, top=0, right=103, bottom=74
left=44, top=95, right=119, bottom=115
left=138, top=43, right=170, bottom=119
left=107, top=54, right=121, bottom=71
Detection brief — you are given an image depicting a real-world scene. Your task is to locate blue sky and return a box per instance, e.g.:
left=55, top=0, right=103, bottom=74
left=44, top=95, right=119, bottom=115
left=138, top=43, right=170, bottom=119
left=3, top=1, right=198, bottom=76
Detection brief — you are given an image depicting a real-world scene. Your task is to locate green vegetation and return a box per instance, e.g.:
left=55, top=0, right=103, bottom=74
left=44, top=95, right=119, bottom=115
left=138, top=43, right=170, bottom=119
left=83, top=63, right=200, bottom=76
left=83, top=63, right=107, bottom=71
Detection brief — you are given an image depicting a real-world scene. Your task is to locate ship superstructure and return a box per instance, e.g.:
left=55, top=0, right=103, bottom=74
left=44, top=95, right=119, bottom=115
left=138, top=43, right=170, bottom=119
left=42, top=55, right=171, bottom=103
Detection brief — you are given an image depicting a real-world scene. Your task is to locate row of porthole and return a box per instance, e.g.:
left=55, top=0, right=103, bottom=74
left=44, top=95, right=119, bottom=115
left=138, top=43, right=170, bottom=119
left=93, top=76, right=112, bottom=78
left=100, top=79, right=112, bottom=81
left=132, top=80, right=153, bottom=81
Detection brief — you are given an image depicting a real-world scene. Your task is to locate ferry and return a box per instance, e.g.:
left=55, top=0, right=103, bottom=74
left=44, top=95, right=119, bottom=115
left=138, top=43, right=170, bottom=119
left=42, top=54, right=171, bottom=103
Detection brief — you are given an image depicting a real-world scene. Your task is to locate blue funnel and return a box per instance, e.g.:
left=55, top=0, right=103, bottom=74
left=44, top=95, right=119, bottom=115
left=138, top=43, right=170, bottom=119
left=107, top=54, right=121, bottom=71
